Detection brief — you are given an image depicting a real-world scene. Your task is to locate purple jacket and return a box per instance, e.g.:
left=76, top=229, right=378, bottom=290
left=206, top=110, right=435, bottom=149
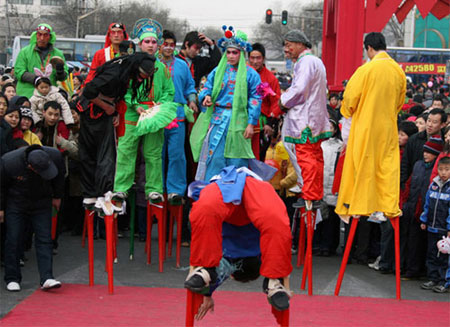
left=281, top=50, right=331, bottom=144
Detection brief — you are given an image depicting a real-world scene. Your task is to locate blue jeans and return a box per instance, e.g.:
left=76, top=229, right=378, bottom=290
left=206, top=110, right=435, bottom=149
left=4, top=203, right=54, bottom=285
left=163, top=122, right=187, bottom=195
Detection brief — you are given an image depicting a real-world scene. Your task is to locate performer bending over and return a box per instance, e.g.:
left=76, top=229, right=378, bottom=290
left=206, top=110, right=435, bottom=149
left=184, top=166, right=293, bottom=312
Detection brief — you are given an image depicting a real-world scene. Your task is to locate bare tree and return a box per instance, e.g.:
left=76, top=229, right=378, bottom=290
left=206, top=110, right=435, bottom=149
left=49, top=0, right=190, bottom=39
left=254, top=1, right=323, bottom=60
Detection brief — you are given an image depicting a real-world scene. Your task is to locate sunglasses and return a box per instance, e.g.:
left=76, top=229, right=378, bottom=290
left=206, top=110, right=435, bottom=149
left=226, top=49, right=240, bottom=55
left=143, top=39, right=158, bottom=45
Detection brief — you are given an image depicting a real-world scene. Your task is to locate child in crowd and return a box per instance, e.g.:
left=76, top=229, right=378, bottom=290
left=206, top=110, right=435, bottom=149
left=430, top=126, right=450, bottom=182
left=2, top=82, right=16, bottom=101
left=314, top=115, right=343, bottom=256
left=20, top=107, right=41, bottom=146
left=35, top=101, right=70, bottom=153
left=420, top=156, right=450, bottom=292
left=30, top=77, right=74, bottom=126
left=401, top=138, right=443, bottom=280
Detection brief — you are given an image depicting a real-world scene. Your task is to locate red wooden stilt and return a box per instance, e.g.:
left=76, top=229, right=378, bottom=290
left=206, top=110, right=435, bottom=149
left=168, top=205, right=174, bottom=257
left=82, top=212, right=87, bottom=248
left=271, top=307, right=290, bottom=327
left=168, top=204, right=183, bottom=267
left=335, top=217, right=359, bottom=296
left=51, top=211, right=58, bottom=240
left=185, top=289, right=204, bottom=327
left=296, top=208, right=306, bottom=267
left=390, top=216, right=401, bottom=300
left=105, top=214, right=114, bottom=294
left=300, top=208, right=315, bottom=295
left=86, top=210, right=94, bottom=286
left=113, top=216, right=118, bottom=263
left=146, top=202, right=165, bottom=272
left=175, top=205, right=183, bottom=268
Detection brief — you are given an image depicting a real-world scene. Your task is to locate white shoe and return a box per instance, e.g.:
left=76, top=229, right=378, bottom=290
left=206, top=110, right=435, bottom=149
left=168, top=193, right=182, bottom=203
left=41, top=279, right=61, bottom=290
left=368, top=256, right=381, bottom=270
left=6, top=282, right=21, bottom=292
left=148, top=192, right=164, bottom=203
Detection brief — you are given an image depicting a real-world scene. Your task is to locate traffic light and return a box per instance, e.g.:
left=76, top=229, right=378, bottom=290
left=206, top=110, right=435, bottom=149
left=265, top=9, right=273, bottom=24
left=281, top=10, right=288, bottom=25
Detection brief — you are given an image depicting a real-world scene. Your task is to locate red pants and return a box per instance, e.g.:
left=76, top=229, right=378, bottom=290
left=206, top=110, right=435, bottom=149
left=189, top=178, right=293, bottom=278
left=295, top=140, right=324, bottom=200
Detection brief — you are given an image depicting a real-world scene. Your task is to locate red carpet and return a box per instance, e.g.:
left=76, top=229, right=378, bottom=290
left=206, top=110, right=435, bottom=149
left=1, top=284, right=448, bottom=326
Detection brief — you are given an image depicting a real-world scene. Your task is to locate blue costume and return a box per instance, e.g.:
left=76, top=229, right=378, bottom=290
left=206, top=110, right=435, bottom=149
left=197, top=64, right=261, bottom=181
left=161, top=57, right=196, bottom=196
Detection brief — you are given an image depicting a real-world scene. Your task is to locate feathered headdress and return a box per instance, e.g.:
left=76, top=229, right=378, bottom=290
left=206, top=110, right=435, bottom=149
left=217, top=26, right=252, bottom=53
left=131, top=18, right=163, bottom=44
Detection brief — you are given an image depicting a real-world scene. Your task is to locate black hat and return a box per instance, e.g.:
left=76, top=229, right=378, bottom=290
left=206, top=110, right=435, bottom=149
left=27, top=149, right=58, bottom=180
left=5, top=102, right=21, bottom=117
left=139, top=54, right=156, bottom=76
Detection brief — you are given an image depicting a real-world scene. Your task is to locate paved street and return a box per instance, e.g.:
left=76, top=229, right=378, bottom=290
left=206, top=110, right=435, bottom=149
left=1, top=228, right=448, bottom=319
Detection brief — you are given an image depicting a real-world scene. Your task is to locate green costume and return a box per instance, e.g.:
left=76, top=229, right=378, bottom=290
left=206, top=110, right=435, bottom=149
left=15, top=24, right=69, bottom=99
left=114, top=60, right=175, bottom=196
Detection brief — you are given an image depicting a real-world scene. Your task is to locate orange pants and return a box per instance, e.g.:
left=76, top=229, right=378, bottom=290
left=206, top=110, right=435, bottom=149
left=295, top=140, right=324, bottom=200
left=189, top=177, right=293, bottom=278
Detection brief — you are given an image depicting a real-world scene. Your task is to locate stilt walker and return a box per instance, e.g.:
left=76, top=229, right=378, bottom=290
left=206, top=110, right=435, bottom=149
left=280, top=29, right=331, bottom=295
left=334, top=33, right=406, bottom=299
left=184, top=166, right=292, bottom=325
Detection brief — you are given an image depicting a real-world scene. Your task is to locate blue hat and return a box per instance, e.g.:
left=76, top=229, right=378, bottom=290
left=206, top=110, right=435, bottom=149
left=132, top=18, right=163, bottom=44
left=218, top=26, right=252, bottom=53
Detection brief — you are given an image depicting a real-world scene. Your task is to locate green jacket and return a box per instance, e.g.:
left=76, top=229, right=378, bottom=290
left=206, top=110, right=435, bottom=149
left=124, top=60, right=175, bottom=122
left=15, top=30, right=68, bottom=98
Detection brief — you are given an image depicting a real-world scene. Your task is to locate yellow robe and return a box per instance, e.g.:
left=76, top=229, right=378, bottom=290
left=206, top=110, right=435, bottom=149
left=335, top=51, right=406, bottom=220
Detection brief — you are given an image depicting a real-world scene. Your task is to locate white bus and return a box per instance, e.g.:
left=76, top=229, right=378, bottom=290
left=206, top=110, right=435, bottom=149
left=11, top=35, right=105, bottom=68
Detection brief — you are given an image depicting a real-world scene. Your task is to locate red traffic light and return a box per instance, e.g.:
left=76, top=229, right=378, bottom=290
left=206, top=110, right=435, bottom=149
left=265, top=8, right=273, bottom=24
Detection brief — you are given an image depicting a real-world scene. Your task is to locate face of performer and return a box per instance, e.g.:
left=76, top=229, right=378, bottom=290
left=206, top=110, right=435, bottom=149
left=249, top=50, right=264, bottom=72
left=283, top=40, right=306, bottom=61
left=160, top=38, right=176, bottom=59
left=140, top=37, right=158, bottom=55
left=184, top=42, right=202, bottom=59
left=36, top=31, right=51, bottom=48
left=226, top=47, right=241, bottom=66
left=109, top=27, right=125, bottom=47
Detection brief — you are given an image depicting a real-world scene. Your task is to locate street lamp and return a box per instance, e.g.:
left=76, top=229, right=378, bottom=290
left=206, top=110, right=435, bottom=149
left=75, top=7, right=102, bottom=39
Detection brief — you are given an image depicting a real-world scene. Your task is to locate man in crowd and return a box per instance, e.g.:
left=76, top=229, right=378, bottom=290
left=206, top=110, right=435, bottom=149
left=1, top=145, right=65, bottom=292
left=248, top=43, right=281, bottom=161
left=176, top=31, right=222, bottom=89
left=85, top=23, right=129, bottom=84
left=15, top=23, right=68, bottom=98
left=159, top=30, right=197, bottom=203
left=280, top=30, right=331, bottom=207
left=401, top=108, right=447, bottom=188
left=336, top=32, right=406, bottom=220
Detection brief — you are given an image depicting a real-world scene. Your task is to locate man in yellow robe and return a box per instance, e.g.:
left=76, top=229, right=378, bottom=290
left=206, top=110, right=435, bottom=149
left=335, top=32, right=406, bottom=221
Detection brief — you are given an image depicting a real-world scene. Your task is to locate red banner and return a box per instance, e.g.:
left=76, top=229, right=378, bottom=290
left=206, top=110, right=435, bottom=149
left=398, top=62, right=446, bottom=75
